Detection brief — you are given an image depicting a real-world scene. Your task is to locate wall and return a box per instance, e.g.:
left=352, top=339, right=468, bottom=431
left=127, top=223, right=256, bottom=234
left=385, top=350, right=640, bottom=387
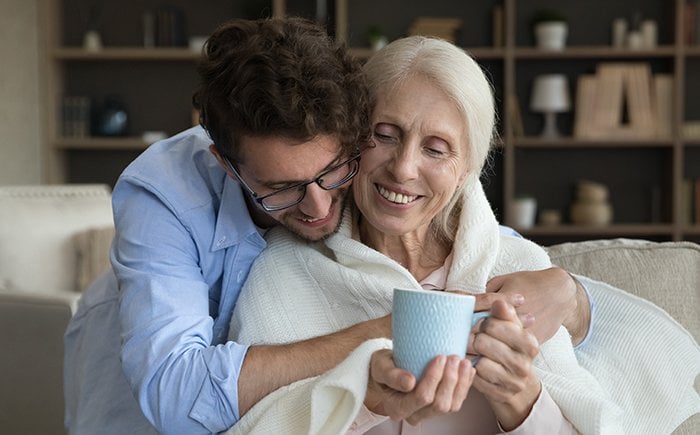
left=0, top=0, right=42, bottom=185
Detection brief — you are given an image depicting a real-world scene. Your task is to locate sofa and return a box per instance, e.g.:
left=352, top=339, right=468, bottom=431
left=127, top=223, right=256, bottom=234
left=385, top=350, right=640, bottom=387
left=0, top=184, right=697, bottom=434
left=0, top=184, right=114, bottom=434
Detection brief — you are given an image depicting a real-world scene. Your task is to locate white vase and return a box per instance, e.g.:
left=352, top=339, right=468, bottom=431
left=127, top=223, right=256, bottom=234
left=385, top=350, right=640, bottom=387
left=83, top=30, right=103, bottom=51
left=510, top=197, right=537, bottom=229
left=535, top=22, right=567, bottom=50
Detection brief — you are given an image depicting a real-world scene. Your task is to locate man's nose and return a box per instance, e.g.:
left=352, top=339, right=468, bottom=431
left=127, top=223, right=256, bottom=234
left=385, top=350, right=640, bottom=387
left=298, top=183, right=333, bottom=218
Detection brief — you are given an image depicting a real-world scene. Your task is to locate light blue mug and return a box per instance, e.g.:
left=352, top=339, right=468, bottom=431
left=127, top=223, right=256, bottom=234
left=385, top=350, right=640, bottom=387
left=392, top=288, right=488, bottom=380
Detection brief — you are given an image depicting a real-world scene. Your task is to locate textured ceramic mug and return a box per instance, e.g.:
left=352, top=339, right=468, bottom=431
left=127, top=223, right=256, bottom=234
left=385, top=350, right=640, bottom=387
left=392, top=288, right=488, bottom=379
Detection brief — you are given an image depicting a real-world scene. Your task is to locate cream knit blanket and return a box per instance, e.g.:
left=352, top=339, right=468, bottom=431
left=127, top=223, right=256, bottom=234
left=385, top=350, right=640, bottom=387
left=224, top=178, right=699, bottom=434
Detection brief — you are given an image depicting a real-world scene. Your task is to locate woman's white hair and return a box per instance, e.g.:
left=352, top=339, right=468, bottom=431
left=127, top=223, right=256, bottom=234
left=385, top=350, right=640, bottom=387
left=363, top=36, right=497, bottom=243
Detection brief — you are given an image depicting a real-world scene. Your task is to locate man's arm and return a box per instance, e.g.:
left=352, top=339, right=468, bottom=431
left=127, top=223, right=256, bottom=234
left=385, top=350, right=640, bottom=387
left=480, top=267, right=591, bottom=345
left=237, top=315, right=391, bottom=416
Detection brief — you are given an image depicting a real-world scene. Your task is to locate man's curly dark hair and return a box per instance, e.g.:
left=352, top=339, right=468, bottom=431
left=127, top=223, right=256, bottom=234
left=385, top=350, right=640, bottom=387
left=193, top=16, right=370, bottom=162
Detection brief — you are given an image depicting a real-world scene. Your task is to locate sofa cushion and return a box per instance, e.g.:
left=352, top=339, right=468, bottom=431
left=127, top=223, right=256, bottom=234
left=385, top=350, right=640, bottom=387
left=75, top=226, right=115, bottom=290
left=546, top=238, right=700, bottom=342
left=0, top=184, right=113, bottom=295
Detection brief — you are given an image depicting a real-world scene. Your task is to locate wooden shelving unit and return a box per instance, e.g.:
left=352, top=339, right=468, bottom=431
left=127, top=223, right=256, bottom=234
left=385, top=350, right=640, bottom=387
left=42, top=0, right=700, bottom=243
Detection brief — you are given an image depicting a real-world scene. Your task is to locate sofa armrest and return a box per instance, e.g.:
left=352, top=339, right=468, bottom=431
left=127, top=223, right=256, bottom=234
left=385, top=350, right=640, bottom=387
left=546, top=239, right=700, bottom=435
left=0, top=289, right=80, bottom=433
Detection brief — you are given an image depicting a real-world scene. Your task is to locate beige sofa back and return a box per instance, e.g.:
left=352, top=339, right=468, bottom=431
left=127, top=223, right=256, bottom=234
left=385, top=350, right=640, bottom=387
left=0, top=184, right=114, bottom=295
left=547, top=238, right=700, bottom=435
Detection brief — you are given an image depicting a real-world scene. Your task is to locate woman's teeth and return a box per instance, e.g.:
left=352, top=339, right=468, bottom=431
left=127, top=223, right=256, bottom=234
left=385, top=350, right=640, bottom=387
left=378, top=186, right=417, bottom=204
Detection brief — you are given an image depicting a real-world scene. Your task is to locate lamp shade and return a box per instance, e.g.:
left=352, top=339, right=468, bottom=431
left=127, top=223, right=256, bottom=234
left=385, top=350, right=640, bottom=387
left=530, top=74, right=571, bottom=113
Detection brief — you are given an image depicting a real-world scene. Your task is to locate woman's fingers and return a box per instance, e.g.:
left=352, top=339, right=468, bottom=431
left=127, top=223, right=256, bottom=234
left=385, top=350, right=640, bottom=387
left=405, top=356, right=475, bottom=425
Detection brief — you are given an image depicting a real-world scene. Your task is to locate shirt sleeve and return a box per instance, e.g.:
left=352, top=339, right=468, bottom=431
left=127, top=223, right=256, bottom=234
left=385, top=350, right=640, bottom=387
left=112, top=180, right=248, bottom=434
left=501, top=386, right=578, bottom=434
left=569, top=274, right=597, bottom=349
left=499, top=225, right=596, bottom=350
left=498, top=225, right=522, bottom=237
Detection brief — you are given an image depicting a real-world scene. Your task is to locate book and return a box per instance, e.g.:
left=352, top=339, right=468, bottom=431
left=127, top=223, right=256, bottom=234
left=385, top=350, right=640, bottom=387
left=492, top=5, right=504, bottom=47
left=681, top=179, right=693, bottom=225
left=624, top=63, right=655, bottom=138
left=592, top=63, right=626, bottom=136
left=654, top=74, right=673, bottom=138
left=573, top=75, right=598, bottom=138
left=508, top=94, right=524, bottom=137
left=408, top=17, right=462, bottom=42
left=695, top=178, right=700, bottom=224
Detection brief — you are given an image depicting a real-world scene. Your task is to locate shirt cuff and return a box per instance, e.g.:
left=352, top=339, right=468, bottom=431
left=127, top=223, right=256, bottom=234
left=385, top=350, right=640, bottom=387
left=570, top=274, right=596, bottom=349
left=346, top=405, right=390, bottom=434
left=500, top=386, right=576, bottom=434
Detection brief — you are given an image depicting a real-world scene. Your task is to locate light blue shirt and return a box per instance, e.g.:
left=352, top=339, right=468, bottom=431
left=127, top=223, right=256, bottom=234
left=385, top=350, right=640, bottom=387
left=64, top=126, right=265, bottom=434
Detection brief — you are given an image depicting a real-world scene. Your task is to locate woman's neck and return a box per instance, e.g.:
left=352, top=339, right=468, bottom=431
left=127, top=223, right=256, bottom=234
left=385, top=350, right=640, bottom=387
left=358, top=217, right=449, bottom=282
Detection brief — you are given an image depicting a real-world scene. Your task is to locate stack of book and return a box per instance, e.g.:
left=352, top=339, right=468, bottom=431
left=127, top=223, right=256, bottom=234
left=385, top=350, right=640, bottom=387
left=62, top=96, right=91, bottom=138
left=408, top=17, right=462, bottom=43
left=573, top=63, right=672, bottom=140
left=148, top=6, right=186, bottom=47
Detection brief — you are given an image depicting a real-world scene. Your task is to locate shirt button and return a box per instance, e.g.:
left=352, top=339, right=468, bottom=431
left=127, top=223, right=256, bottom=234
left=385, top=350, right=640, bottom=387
left=236, top=271, right=244, bottom=282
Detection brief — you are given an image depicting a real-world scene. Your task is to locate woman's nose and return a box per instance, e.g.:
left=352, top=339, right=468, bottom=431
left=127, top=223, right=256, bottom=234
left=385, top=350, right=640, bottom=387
left=389, top=145, right=419, bottom=182
left=297, top=182, right=333, bottom=218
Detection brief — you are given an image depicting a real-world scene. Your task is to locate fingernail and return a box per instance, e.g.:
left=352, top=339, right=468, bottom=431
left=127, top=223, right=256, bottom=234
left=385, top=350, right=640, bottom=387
left=512, top=294, right=525, bottom=305
left=400, top=375, right=413, bottom=391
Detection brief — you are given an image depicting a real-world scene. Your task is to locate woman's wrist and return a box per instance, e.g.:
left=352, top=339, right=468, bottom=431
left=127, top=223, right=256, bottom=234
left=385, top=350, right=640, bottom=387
left=491, top=379, right=542, bottom=431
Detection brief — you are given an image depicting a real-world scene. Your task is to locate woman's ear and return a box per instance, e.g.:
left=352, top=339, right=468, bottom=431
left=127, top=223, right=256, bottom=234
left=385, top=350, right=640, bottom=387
left=457, top=168, right=469, bottom=189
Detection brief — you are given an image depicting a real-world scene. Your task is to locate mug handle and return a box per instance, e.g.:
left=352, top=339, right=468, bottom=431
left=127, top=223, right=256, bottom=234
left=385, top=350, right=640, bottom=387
left=471, top=311, right=489, bottom=326
left=470, top=311, right=490, bottom=367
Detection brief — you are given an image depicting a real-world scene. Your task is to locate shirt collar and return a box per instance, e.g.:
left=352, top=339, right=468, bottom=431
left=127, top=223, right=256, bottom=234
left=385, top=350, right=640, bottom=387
left=211, top=175, right=266, bottom=251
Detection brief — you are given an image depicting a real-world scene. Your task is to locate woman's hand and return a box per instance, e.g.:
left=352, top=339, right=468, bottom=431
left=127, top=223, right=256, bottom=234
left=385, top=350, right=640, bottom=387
left=365, top=349, right=475, bottom=425
left=470, top=299, right=542, bottom=431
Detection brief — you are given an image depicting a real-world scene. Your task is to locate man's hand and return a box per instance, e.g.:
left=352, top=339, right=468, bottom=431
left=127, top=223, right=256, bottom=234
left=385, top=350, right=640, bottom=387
left=478, top=267, right=590, bottom=345
left=365, top=349, right=475, bottom=425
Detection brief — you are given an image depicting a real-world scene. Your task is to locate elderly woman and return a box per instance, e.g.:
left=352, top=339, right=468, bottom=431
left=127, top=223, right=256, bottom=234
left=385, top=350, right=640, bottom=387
left=225, top=36, right=699, bottom=434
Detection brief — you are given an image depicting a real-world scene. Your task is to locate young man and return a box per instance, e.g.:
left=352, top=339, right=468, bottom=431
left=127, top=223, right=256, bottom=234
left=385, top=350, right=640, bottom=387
left=64, top=17, right=589, bottom=434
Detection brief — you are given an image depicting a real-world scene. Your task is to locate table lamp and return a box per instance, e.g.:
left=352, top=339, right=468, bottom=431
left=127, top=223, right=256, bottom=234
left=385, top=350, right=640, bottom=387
left=530, top=74, right=570, bottom=137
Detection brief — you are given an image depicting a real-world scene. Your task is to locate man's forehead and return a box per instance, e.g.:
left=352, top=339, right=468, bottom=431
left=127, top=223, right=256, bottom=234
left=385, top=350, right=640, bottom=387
left=237, top=134, right=346, bottom=180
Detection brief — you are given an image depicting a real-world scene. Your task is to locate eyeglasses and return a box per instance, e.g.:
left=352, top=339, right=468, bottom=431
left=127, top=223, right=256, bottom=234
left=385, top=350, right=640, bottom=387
left=224, top=153, right=361, bottom=211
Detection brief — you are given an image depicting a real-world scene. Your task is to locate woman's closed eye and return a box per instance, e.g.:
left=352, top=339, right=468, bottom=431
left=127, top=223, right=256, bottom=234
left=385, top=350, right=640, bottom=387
left=373, top=132, right=398, bottom=144
left=373, top=123, right=401, bottom=144
left=424, top=139, right=450, bottom=158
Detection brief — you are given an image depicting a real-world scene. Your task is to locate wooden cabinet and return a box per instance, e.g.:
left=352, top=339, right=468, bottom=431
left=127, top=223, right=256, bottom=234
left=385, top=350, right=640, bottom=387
left=44, top=0, right=700, bottom=243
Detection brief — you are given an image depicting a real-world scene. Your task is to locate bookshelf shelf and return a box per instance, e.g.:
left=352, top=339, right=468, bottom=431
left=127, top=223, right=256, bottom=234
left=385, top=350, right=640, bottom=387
left=54, top=137, right=150, bottom=150
left=53, top=47, right=201, bottom=61
left=513, top=46, right=676, bottom=59
left=513, top=137, right=674, bottom=148
left=517, top=224, right=675, bottom=237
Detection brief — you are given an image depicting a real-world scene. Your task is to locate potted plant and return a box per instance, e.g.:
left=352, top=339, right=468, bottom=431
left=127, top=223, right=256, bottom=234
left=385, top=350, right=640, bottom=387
left=531, top=9, right=568, bottom=50
left=367, top=25, right=388, bottom=51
